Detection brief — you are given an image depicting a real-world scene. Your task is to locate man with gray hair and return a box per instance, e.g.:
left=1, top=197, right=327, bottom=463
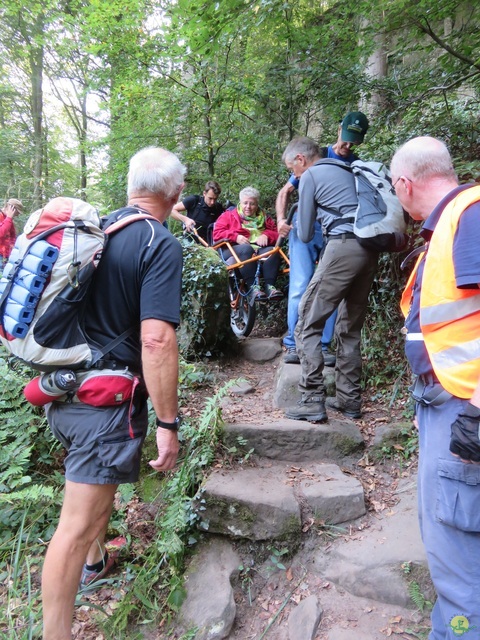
left=282, top=136, right=378, bottom=422
left=393, top=136, right=480, bottom=636
left=0, top=197, right=23, bottom=266
left=42, top=146, right=185, bottom=640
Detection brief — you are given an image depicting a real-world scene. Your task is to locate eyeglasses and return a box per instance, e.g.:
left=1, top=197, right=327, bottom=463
left=393, top=176, right=413, bottom=189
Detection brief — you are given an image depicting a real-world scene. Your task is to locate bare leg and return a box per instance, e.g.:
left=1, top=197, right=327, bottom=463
left=85, top=520, right=110, bottom=566
left=42, top=480, right=118, bottom=640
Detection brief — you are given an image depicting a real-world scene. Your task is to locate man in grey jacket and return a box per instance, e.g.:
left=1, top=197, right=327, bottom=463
left=283, top=136, right=378, bottom=422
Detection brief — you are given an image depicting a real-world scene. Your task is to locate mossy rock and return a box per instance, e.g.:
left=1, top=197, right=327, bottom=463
left=177, top=239, right=237, bottom=357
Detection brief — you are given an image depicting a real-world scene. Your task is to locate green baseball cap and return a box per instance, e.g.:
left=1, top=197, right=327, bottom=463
left=341, top=112, right=369, bottom=144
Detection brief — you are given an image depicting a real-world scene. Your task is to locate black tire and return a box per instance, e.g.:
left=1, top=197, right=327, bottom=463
left=229, top=280, right=256, bottom=337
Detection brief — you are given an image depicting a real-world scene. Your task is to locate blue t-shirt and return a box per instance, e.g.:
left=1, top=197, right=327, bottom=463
left=404, top=184, right=480, bottom=376
left=325, top=145, right=358, bottom=164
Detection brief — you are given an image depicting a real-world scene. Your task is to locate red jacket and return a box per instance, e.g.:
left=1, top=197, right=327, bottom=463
left=213, top=208, right=278, bottom=245
left=0, top=212, right=16, bottom=262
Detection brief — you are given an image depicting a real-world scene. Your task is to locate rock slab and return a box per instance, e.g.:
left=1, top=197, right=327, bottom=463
left=224, top=420, right=364, bottom=462
left=200, top=465, right=301, bottom=540
left=274, top=360, right=336, bottom=408
left=241, top=337, right=282, bottom=363
left=180, top=538, right=240, bottom=639
left=288, top=594, right=323, bottom=640
left=310, top=482, right=427, bottom=608
left=300, top=463, right=366, bottom=524
left=199, top=462, right=366, bottom=540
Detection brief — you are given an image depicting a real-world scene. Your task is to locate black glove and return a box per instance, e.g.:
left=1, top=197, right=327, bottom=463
left=450, top=403, right=480, bottom=462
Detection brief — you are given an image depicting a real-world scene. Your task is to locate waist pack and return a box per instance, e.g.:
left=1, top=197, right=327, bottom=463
left=0, top=197, right=154, bottom=371
left=24, top=368, right=141, bottom=407
left=322, top=159, right=409, bottom=253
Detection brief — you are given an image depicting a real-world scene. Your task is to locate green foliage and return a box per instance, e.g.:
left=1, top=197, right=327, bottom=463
left=362, top=253, right=409, bottom=389
left=106, top=381, right=236, bottom=633
left=177, top=237, right=238, bottom=357
left=408, top=580, right=433, bottom=613
left=0, top=357, right=62, bottom=495
left=267, top=546, right=289, bottom=571
left=379, top=424, right=419, bottom=462
left=0, top=356, right=64, bottom=636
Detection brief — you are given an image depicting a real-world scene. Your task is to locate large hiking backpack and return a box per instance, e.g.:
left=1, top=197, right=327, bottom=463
left=321, top=159, right=409, bottom=252
left=0, top=197, right=153, bottom=371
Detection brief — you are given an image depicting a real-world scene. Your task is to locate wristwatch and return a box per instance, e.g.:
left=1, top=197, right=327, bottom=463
left=156, top=416, right=182, bottom=431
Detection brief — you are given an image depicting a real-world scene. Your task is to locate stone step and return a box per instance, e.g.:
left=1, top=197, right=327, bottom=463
left=274, top=360, right=335, bottom=409
left=198, top=461, right=366, bottom=541
left=308, top=482, right=429, bottom=608
left=224, top=419, right=364, bottom=463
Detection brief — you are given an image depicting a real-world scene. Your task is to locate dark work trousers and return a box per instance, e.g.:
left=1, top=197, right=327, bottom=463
left=294, top=236, right=378, bottom=409
left=221, top=243, right=281, bottom=287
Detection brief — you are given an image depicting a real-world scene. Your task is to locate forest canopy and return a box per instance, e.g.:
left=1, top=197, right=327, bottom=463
left=0, top=0, right=478, bottom=214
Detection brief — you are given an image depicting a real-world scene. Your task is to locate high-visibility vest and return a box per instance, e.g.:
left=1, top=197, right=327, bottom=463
left=400, top=185, right=480, bottom=398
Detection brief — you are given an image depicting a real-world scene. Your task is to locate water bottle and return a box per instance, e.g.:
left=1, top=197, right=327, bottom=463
left=23, top=369, right=78, bottom=406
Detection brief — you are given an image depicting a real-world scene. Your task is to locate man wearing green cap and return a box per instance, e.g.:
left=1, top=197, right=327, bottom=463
left=277, top=111, right=369, bottom=368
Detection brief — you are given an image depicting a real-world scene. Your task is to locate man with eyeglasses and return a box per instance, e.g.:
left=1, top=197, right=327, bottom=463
left=392, top=136, right=480, bottom=638
left=281, top=132, right=378, bottom=423
left=276, top=112, right=369, bottom=367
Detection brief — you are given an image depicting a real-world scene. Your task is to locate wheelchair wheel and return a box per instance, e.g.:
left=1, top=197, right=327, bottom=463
left=229, top=280, right=256, bottom=337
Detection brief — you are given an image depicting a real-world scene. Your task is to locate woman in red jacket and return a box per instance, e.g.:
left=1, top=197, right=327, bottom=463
left=0, top=198, right=23, bottom=267
left=213, top=187, right=283, bottom=301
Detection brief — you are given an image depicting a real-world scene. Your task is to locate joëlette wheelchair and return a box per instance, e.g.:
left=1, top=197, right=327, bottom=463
left=189, top=210, right=293, bottom=337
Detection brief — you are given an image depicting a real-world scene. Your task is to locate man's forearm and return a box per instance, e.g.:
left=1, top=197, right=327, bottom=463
left=141, top=320, right=179, bottom=422
left=275, top=182, right=295, bottom=221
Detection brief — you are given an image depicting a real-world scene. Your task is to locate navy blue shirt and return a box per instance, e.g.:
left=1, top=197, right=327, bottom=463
left=85, top=211, right=183, bottom=370
left=404, top=185, right=480, bottom=376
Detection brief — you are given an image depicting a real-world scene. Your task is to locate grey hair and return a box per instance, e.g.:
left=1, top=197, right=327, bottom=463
left=239, top=186, right=260, bottom=202
left=282, top=136, right=321, bottom=164
left=127, top=146, right=186, bottom=199
left=391, top=136, right=457, bottom=183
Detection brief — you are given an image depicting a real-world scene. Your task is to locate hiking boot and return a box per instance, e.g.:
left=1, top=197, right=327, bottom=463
left=284, top=347, right=300, bottom=364
left=326, top=397, right=362, bottom=419
left=248, top=284, right=267, bottom=303
left=266, top=285, right=284, bottom=301
left=285, top=396, right=327, bottom=422
left=322, top=351, right=336, bottom=367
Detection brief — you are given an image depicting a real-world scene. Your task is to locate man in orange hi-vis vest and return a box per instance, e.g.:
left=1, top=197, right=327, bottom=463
left=392, top=136, right=480, bottom=639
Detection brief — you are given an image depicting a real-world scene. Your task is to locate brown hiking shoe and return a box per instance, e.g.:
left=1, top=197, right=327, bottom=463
left=285, top=396, right=327, bottom=422
left=326, top=397, right=362, bottom=419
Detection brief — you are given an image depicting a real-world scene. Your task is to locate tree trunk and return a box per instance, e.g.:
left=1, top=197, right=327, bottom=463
left=29, top=14, right=44, bottom=209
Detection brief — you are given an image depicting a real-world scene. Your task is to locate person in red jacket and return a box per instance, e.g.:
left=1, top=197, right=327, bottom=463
left=213, top=186, right=283, bottom=301
left=0, top=198, right=23, bottom=266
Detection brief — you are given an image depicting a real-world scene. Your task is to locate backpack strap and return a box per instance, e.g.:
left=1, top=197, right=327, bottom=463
left=314, top=160, right=356, bottom=234
left=88, top=206, right=157, bottom=367
left=102, top=205, right=156, bottom=233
